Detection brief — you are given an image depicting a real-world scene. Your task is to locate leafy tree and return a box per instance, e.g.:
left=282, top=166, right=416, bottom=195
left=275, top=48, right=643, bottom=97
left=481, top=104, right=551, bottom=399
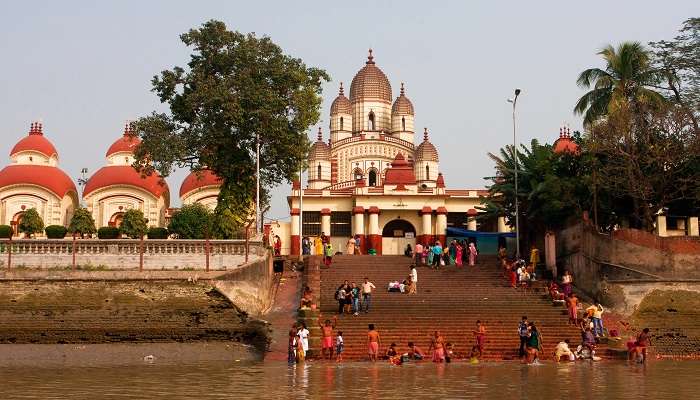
left=120, top=209, right=148, bottom=239
left=212, top=208, right=244, bottom=239
left=574, top=42, right=666, bottom=126
left=68, top=208, right=97, bottom=237
left=168, top=203, right=213, bottom=239
left=133, top=20, right=329, bottom=229
left=18, top=208, right=44, bottom=237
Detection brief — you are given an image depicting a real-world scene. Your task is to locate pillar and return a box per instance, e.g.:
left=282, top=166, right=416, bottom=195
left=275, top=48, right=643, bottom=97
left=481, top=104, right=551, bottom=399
left=436, top=207, right=447, bottom=245
left=545, top=231, right=557, bottom=278
left=290, top=208, right=300, bottom=256
left=419, top=206, right=432, bottom=245
left=689, top=217, right=699, bottom=237
left=656, top=214, right=668, bottom=237
left=368, top=206, right=381, bottom=254
left=320, top=208, right=331, bottom=239
left=498, top=216, right=508, bottom=233
left=352, top=206, right=365, bottom=254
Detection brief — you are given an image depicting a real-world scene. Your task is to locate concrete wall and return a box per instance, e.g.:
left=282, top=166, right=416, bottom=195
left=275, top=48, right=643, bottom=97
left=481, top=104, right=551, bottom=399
left=213, top=252, right=274, bottom=316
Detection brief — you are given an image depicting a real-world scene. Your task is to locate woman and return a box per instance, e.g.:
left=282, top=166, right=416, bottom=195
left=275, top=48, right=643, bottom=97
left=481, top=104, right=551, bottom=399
left=324, top=243, right=334, bottom=266
left=525, top=323, right=543, bottom=364
left=404, top=244, right=413, bottom=257
left=455, top=243, right=463, bottom=267
left=461, top=240, right=470, bottom=265
left=302, top=236, right=311, bottom=255
left=346, top=237, right=355, bottom=255
left=427, top=244, right=434, bottom=266
left=468, top=242, right=478, bottom=266
left=562, top=270, right=574, bottom=297
left=314, top=236, right=323, bottom=256
left=430, top=331, right=445, bottom=363
left=273, top=235, right=282, bottom=256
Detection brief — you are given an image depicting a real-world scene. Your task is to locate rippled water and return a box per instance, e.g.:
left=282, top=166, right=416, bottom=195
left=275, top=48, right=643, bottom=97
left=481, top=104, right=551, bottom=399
left=0, top=360, right=698, bottom=399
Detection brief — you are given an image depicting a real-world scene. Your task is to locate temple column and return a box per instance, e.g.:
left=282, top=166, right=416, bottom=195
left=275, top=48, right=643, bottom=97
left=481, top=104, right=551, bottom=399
left=689, top=217, right=699, bottom=237
left=436, top=207, right=447, bottom=245
left=419, top=206, right=432, bottom=245
left=368, top=206, right=381, bottom=254
left=290, top=208, right=300, bottom=256
left=352, top=206, right=365, bottom=254
left=321, top=208, right=332, bottom=239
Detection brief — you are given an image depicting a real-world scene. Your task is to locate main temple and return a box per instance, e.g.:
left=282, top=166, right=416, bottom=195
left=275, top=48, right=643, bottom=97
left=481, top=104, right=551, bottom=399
left=278, top=51, right=504, bottom=255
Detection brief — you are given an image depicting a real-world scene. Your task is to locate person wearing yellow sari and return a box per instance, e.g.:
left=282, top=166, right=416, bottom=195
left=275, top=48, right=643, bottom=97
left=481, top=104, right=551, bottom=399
left=314, top=236, right=323, bottom=255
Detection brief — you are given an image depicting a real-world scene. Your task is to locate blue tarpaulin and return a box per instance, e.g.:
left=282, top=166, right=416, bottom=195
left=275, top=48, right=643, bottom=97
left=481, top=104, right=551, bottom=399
left=445, top=227, right=515, bottom=255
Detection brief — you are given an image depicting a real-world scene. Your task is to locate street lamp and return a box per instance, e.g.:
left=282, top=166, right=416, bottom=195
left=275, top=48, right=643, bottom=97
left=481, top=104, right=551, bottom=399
left=507, top=88, right=521, bottom=258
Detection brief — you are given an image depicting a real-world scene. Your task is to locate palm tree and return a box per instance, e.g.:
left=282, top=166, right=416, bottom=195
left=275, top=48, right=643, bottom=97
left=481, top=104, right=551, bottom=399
left=574, top=42, right=666, bottom=126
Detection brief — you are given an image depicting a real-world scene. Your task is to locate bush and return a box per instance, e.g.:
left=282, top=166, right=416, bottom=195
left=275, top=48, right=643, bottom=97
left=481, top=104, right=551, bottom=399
left=45, top=225, right=68, bottom=239
left=18, top=208, right=44, bottom=237
left=168, top=203, right=213, bottom=239
left=120, top=209, right=148, bottom=239
left=147, top=227, right=169, bottom=239
left=69, top=208, right=97, bottom=236
left=97, top=226, right=120, bottom=239
left=0, top=225, right=12, bottom=239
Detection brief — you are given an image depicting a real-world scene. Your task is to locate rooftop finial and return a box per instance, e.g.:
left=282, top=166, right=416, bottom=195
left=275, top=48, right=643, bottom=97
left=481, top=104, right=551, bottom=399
left=339, top=82, right=344, bottom=96
left=367, top=48, right=374, bottom=64
left=424, top=127, right=429, bottom=141
left=124, top=120, right=130, bottom=136
left=30, top=121, right=43, bottom=135
left=317, top=126, right=323, bottom=141
left=400, top=82, right=405, bottom=95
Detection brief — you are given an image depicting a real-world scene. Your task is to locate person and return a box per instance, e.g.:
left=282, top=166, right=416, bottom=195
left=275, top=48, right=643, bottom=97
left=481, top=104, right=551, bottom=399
left=591, top=303, right=605, bottom=337
left=362, top=277, right=376, bottom=313
left=630, top=328, right=651, bottom=363
left=300, top=286, right=313, bottom=309
left=318, top=314, right=338, bottom=360
left=414, top=243, right=424, bottom=266
left=427, top=244, right=434, bottom=266
left=336, top=281, right=348, bottom=314
left=407, top=342, right=425, bottom=360
left=566, top=293, right=579, bottom=325
left=529, top=244, right=540, bottom=270
left=271, top=235, right=282, bottom=256
left=455, top=242, right=463, bottom=267
left=431, top=242, right=443, bottom=269
left=468, top=242, right=478, bottom=266
left=297, top=322, right=309, bottom=362
left=346, top=237, right=355, bottom=255
left=321, top=232, right=329, bottom=246
left=350, top=282, right=360, bottom=316
left=404, top=244, right=413, bottom=257
left=410, top=265, right=418, bottom=293
left=473, top=320, right=486, bottom=354
left=336, top=331, right=344, bottom=362
left=554, top=339, right=575, bottom=362
left=295, top=330, right=305, bottom=363
left=314, top=236, right=323, bottom=256
left=580, top=326, right=596, bottom=357
left=562, top=270, right=574, bottom=297
left=449, top=241, right=457, bottom=263
left=367, top=324, right=381, bottom=362
left=518, top=264, right=531, bottom=289
left=288, top=323, right=298, bottom=364
left=324, top=243, right=334, bottom=266
left=525, top=323, right=543, bottom=364
left=498, top=245, right=507, bottom=266
left=518, top=316, right=529, bottom=358
left=302, top=236, right=311, bottom=255
left=548, top=281, right=565, bottom=302
left=404, top=276, right=416, bottom=295
left=445, top=342, right=454, bottom=363
left=384, top=342, right=398, bottom=360
left=508, top=260, right=518, bottom=288
left=461, top=240, right=469, bottom=265
left=442, top=245, right=451, bottom=266
left=343, top=284, right=353, bottom=314
left=354, top=235, right=362, bottom=255
left=429, top=331, right=445, bottom=363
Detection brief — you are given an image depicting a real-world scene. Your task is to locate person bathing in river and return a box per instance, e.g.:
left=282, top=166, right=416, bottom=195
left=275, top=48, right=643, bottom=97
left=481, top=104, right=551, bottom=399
left=473, top=320, right=486, bottom=355
left=429, top=331, right=446, bottom=363
left=524, top=323, right=543, bottom=364
left=335, top=331, right=344, bottom=362
left=367, top=324, right=381, bottom=362
left=318, top=315, right=338, bottom=360
left=554, top=339, right=575, bottom=362
left=406, top=342, right=425, bottom=360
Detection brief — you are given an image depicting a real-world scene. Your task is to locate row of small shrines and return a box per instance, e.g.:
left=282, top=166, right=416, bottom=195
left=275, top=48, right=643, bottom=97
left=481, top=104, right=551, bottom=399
left=0, top=122, right=222, bottom=236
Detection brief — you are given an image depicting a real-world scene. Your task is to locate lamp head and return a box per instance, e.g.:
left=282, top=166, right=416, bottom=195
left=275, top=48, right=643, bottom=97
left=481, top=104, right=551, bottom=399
left=515, top=88, right=521, bottom=96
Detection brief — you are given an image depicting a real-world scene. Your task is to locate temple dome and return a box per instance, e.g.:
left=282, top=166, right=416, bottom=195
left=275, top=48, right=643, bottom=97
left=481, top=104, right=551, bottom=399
left=106, top=124, right=140, bottom=157
left=330, top=82, right=352, bottom=115
left=83, top=165, right=169, bottom=198
left=415, top=128, right=439, bottom=162
left=179, top=170, right=221, bottom=198
left=10, top=122, right=58, bottom=158
left=349, top=49, right=392, bottom=103
left=391, top=83, right=414, bottom=115
left=553, top=127, right=580, bottom=155
left=0, top=164, right=76, bottom=199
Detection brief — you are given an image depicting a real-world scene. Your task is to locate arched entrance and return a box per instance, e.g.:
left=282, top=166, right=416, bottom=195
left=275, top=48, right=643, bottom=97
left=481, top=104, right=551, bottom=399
left=109, top=212, right=124, bottom=228
left=11, top=211, right=24, bottom=237
left=381, top=219, right=416, bottom=255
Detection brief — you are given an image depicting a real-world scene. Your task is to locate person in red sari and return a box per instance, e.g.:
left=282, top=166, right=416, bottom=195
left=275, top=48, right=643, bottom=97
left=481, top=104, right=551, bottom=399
left=429, top=331, right=446, bottom=363
left=455, top=243, right=463, bottom=267
left=273, top=235, right=282, bottom=256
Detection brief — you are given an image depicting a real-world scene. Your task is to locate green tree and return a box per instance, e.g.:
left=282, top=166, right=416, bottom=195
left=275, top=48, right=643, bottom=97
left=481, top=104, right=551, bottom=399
left=168, top=203, right=213, bottom=239
left=574, top=42, right=666, bottom=126
left=68, top=208, right=97, bottom=237
left=133, top=20, right=329, bottom=229
left=120, top=209, right=148, bottom=239
left=18, top=208, right=44, bottom=237
left=212, top=208, right=243, bottom=239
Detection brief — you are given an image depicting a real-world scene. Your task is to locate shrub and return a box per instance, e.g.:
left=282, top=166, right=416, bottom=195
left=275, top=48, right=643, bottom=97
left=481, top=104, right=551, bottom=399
left=45, top=225, right=68, bottom=239
left=0, top=225, right=12, bottom=239
left=147, top=227, right=169, bottom=239
left=69, top=208, right=97, bottom=236
left=120, top=209, right=148, bottom=239
left=18, top=208, right=44, bottom=237
left=97, top=226, right=120, bottom=239
left=168, top=203, right=213, bottom=239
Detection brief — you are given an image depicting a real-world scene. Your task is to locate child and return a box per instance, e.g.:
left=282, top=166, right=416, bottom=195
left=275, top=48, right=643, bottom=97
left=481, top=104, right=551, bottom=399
left=335, top=331, right=344, bottom=362
left=445, top=342, right=454, bottom=363
left=473, top=320, right=486, bottom=354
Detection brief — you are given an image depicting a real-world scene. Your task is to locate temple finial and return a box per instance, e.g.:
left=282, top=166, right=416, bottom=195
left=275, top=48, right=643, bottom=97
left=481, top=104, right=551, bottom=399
left=400, top=82, right=405, bottom=95
left=317, top=126, right=323, bottom=141
left=424, top=127, right=429, bottom=141
left=339, top=82, right=344, bottom=96
left=367, top=48, right=374, bottom=64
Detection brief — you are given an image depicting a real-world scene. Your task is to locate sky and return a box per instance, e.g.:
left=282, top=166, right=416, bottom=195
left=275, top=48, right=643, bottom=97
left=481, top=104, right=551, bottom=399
left=1, top=1, right=697, bottom=222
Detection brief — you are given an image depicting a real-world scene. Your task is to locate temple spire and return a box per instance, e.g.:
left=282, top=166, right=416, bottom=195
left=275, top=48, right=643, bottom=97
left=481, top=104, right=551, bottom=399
left=366, top=48, right=375, bottom=64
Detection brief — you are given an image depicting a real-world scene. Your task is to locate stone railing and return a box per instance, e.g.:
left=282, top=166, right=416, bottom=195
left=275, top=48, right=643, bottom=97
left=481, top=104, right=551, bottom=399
left=332, top=134, right=415, bottom=151
left=0, top=239, right=266, bottom=271
left=322, top=180, right=356, bottom=190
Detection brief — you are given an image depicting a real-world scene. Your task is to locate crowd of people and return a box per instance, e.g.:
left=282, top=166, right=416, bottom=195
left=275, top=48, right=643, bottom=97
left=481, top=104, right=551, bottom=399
left=408, top=239, right=479, bottom=269
left=333, top=278, right=376, bottom=316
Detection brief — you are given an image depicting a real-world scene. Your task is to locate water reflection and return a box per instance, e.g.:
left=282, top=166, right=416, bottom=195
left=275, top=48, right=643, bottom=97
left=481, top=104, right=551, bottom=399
left=0, top=360, right=697, bottom=399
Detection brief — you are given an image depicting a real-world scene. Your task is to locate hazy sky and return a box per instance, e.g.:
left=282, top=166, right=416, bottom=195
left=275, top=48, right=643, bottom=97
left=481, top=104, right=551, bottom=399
left=1, top=1, right=697, bottom=221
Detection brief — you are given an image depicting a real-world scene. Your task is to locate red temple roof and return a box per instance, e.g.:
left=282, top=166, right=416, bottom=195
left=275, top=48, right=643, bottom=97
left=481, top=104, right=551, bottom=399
left=179, top=170, right=222, bottom=197
left=83, top=165, right=168, bottom=198
left=0, top=164, right=76, bottom=198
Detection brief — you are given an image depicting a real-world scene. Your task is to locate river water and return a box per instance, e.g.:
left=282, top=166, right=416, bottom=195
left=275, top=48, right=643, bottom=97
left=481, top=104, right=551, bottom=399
left=0, top=359, right=698, bottom=399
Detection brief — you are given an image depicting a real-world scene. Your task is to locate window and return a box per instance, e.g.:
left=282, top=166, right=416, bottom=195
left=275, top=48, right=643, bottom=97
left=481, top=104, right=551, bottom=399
left=368, top=111, right=375, bottom=130
left=401, top=117, right=405, bottom=131
left=331, top=212, right=352, bottom=236
left=340, top=117, right=343, bottom=131
left=425, top=165, right=430, bottom=180
left=368, top=169, right=377, bottom=187
left=317, top=164, right=322, bottom=180
left=353, top=168, right=363, bottom=180
left=302, top=211, right=321, bottom=236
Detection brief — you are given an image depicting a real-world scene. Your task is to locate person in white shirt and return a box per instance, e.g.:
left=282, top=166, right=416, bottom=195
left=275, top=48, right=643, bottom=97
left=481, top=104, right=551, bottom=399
left=362, top=277, right=376, bottom=313
left=410, top=265, right=418, bottom=292
left=297, top=323, right=309, bottom=356
left=554, top=339, right=575, bottom=362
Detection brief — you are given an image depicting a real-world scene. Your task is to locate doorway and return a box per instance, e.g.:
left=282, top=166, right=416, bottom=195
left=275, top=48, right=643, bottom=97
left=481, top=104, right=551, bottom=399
left=381, top=219, right=416, bottom=255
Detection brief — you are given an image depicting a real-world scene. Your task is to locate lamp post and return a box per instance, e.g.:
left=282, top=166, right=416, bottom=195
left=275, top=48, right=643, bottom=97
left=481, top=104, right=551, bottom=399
left=507, top=88, right=522, bottom=258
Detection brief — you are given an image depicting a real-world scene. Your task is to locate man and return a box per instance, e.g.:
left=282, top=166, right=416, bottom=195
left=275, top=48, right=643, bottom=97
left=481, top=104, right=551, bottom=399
left=566, top=294, right=579, bottom=325
left=367, top=324, right=381, bottom=362
left=431, top=241, right=443, bottom=269
left=354, top=235, right=361, bottom=255
left=473, top=320, right=486, bottom=354
left=518, top=316, right=529, bottom=358
left=324, top=243, right=334, bottom=266
left=410, top=265, right=418, bottom=293
left=554, top=339, right=575, bottom=362
left=631, top=327, right=652, bottom=363
left=361, top=277, right=376, bottom=314
left=407, top=341, right=425, bottom=360
left=301, top=236, right=311, bottom=255
left=296, top=322, right=309, bottom=362
left=414, top=243, right=424, bottom=266
left=318, top=314, right=337, bottom=360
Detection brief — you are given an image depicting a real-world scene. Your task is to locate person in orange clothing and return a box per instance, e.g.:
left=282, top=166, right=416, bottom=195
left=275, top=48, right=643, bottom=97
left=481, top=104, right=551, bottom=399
left=367, top=324, right=381, bottom=362
left=318, top=314, right=337, bottom=360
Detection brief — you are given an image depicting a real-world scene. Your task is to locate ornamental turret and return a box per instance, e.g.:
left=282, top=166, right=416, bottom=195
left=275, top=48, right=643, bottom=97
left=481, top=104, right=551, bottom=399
left=307, top=127, right=331, bottom=189
left=350, top=49, right=392, bottom=134
left=414, top=128, right=439, bottom=187
left=329, top=82, right=352, bottom=143
left=391, top=82, right=415, bottom=143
